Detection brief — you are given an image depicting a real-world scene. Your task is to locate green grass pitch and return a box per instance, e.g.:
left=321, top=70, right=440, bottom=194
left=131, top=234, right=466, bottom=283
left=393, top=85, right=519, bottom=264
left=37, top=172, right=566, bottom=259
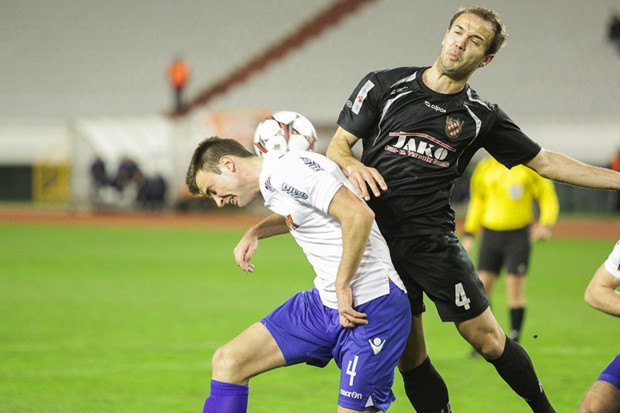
left=0, top=220, right=617, bottom=412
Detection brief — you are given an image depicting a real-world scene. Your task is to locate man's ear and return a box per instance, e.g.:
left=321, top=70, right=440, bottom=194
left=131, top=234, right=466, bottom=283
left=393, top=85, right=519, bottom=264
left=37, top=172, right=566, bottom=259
left=479, top=54, right=495, bottom=68
left=219, top=156, right=236, bottom=172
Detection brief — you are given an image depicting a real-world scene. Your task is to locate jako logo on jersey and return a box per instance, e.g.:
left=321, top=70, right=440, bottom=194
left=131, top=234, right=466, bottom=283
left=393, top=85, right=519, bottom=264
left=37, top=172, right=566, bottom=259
left=281, top=183, right=308, bottom=200
left=386, top=132, right=456, bottom=167
left=425, top=101, right=446, bottom=113
left=340, top=389, right=363, bottom=400
left=368, top=337, right=385, bottom=355
left=301, top=157, right=323, bottom=172
left=445, top=116, right=464, bottom=138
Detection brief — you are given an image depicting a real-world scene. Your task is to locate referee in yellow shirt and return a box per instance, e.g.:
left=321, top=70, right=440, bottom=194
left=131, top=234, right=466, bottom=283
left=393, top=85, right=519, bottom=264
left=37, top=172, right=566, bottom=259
left=462, top=156, right=559, bottom=349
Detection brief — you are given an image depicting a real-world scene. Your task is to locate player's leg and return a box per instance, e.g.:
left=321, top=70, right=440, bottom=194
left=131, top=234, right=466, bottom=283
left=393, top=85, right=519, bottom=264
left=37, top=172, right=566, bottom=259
left=423, top=233, right=554, bottom=413
left=479, top=269, right=498, bottom=297
left=506, top=273, right=527, bottom=342
left=579, top=381, right=620, bottom=413
left=504, top=226, right=531, bottom=343
left=386, top=235, right=452, bottom=413
left=204, top=322, right=286, bottom=413
left=398, top=314, right=451, bottom=413
left=335, top=283, right=411, bottom=412
left=580, top=354, right=620, bottom=413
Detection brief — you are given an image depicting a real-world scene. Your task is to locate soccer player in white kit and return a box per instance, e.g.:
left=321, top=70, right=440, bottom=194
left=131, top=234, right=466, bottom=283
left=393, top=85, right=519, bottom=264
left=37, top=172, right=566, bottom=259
left=185, top=137, right=411, bottom=413
left=579, top=239, right=620, bottom=413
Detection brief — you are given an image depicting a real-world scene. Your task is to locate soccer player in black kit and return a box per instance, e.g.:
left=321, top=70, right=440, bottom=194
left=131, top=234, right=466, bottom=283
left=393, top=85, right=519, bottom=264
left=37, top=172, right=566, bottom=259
left=327, top=6, right=620, bottom=413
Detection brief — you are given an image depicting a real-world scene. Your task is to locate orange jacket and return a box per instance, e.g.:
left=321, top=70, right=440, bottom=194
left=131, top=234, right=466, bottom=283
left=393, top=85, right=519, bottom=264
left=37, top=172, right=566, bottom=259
left=168, top=60, right=190, bottom=89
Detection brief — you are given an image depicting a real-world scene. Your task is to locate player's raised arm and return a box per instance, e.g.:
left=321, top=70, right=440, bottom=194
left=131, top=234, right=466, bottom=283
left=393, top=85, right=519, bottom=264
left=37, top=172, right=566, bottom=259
left=326, top=126, right=387, bottom=201
left=233, top=213, right=289, bottom=273
left=526, top=148, right=620, bottom=190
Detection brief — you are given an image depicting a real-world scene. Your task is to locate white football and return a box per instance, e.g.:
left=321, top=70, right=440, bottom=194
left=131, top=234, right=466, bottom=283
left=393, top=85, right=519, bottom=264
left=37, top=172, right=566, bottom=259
left=253, top=111, right=317, bottom=156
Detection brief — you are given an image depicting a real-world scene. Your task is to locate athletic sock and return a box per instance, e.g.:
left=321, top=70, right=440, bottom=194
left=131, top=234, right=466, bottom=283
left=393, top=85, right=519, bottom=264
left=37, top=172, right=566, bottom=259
left=510, top=307, right=525, bottom=343
left=488, top=336, right=555, bottom=413
left=203, top=380, right=249, bottom=413
left=400, top=356, right=452, bottom=413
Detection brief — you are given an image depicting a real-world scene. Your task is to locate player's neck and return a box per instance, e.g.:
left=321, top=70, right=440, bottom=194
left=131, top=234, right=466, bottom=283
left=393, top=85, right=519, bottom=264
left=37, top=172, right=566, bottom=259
left=422, top=63, right=468, bottom=95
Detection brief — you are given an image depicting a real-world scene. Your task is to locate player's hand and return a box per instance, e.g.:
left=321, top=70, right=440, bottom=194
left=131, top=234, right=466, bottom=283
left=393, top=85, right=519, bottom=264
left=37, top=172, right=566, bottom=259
left=336, top=286, right=368, bottom=328
left=531, top=224, right=552, bottom=241
left=461, top=234, right=474, bottom=255
left=233, top=231, right=257, bottom=273
left=346, top=164, right=387, bottom=201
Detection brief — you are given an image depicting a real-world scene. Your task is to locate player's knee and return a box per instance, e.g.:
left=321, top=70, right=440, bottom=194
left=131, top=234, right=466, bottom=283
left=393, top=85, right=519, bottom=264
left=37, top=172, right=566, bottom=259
left=398, top=348, right=428, bottom=371
left=577, top=399, right=595, bottom=413
left=211, top=345, right=242, bottom=380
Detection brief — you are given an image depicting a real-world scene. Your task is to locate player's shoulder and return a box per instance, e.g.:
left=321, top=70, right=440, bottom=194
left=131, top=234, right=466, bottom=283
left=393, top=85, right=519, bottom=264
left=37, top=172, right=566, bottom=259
left=462, top=84, right=499, bottom=114
left=368, top=66, right=423, bottom=85
left=271, top=150, right=335, bottom=175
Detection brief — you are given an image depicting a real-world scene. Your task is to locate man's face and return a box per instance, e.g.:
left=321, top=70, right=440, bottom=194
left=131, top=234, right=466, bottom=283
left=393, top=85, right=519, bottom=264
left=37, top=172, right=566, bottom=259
left=438, top=13, right=495, bottom=79
left=194, top=159, right=257, bottom=208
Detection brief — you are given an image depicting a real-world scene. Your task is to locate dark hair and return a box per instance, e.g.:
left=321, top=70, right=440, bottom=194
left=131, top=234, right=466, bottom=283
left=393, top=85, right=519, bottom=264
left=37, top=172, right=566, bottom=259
left=449, top=7, right=508, bottom=55
left=185, top=136, right=253, bottom=196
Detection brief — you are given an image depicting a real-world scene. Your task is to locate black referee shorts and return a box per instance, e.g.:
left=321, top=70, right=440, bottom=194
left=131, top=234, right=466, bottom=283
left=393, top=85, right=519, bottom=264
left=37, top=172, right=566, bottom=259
left=477, top=226, right=531, bottom=276
left=386, top=233, right=489, bottom=322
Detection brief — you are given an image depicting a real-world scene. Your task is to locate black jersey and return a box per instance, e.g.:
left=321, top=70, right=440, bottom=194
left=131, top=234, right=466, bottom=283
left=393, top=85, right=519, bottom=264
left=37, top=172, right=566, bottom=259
left=337, top=66, right=541, bottom=236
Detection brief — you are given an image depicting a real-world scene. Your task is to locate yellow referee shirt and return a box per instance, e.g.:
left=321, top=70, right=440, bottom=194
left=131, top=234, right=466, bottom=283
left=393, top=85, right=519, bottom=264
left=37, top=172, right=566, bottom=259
left=464, top=157, right=559, bottom=234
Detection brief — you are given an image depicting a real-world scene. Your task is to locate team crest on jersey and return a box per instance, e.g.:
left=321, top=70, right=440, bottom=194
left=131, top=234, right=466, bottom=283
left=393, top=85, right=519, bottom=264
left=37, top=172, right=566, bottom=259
left=445, top=116, right=464, bottom=139
left=264, top=176, right=274, bottom=192
left=282, top=183, right=308, bottom=200
left=301, top=157, right=323, bottom=172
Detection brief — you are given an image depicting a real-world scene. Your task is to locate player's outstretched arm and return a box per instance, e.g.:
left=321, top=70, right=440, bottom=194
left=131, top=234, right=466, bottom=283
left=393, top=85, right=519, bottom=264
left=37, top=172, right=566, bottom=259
left=328, top=185, right=372, bottom=328
left=526, top=148, right=620, bottom=190
left=233, top=213, right=289, bottom=273
left=326, top=127, right=387, bottom=201
left=584, top=264, right=620, bottom=317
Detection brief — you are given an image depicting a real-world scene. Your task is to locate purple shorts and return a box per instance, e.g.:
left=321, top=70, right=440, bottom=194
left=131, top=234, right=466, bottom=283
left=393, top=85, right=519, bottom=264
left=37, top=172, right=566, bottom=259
left=598, top=353, right=620, bottom=389
left=261, top=282, right=411, bottom=411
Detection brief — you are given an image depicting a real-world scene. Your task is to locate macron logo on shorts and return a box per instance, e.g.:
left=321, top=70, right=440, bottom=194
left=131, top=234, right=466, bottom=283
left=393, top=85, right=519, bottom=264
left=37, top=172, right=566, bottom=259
left=368, top=337, right=385, bottom=355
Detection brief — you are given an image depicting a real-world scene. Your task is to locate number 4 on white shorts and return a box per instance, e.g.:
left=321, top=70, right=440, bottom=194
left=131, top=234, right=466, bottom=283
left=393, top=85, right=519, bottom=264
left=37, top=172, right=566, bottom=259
left=454, top=283, right=471, bottom=310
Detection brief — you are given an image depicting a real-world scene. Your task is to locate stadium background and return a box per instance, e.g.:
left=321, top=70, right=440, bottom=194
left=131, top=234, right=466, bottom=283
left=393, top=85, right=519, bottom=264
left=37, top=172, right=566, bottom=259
left=0, top=0, right=619, bottom=211
left=1, top=1, right=619, bottom=412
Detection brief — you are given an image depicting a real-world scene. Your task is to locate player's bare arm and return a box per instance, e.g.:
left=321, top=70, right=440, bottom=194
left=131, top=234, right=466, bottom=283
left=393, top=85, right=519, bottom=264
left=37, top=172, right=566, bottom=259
left=584, top=264, right=620, bottom=317
left=234, top=213, right=289, bottom=273
left=526, top=148, right=620, bottom=190
left=327, top=185, right=373, bottom=328
left=326, top=126, right=387, bottom=200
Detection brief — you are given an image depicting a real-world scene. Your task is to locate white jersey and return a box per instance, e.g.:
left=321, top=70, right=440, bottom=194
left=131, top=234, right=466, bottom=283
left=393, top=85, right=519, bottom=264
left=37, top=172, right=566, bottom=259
left=604, top=239, right=620, bottom=280
left=259, top=150, right=406, bottom=309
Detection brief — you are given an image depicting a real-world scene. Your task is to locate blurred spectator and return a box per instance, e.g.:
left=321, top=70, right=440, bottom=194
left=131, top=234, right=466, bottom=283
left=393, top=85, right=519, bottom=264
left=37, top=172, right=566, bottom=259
left=168, top=56, right=190, bottom=114
left=89, top=156, right=108, bottom=202
left=609, top=13, right=620, bottom=54
left=136, top=172, right=167, bottom=211
left=111, top=156, right=140, bottom=193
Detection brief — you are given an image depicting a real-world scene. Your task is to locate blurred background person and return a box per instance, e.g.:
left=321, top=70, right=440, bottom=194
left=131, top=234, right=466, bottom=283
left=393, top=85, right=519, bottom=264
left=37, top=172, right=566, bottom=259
left=89, top=155, right=109, bottom=203
left=167, top=56, right=190, bottom=114
left=462, top=156, right=559, bottom=351
left=579, top=238, right=620, bottom=413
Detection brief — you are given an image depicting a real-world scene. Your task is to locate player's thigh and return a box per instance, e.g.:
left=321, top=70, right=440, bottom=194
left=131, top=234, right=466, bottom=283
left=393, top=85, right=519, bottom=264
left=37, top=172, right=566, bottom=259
left=336, top=285, right=410, bottom=412
left=579, top=381, right=620, bottom=413
left=387, top=233, right=489, bottom=322
left=477, top=228, right=505, bottom=273
left=504, top=227, right=531, bottom=275
left=212, top=322, right=286, bottom=383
